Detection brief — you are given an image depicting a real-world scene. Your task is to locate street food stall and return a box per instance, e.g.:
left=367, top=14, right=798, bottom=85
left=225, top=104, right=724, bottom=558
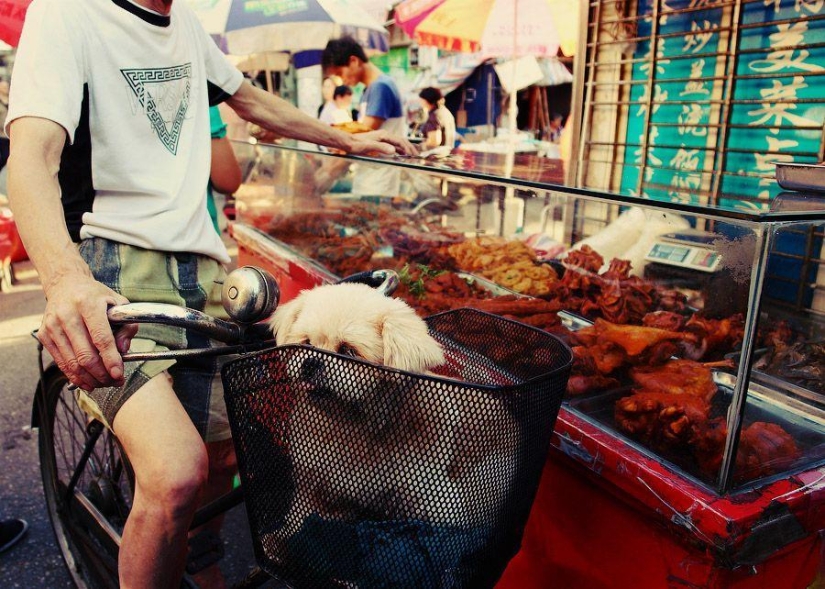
left=228, top=141, right=825, bottom=589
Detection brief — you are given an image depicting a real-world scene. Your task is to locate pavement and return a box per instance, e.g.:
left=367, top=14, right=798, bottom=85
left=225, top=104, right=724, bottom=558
left=0, top=260, right=71, bottom=587
left=0, top=231, right=279, bottom=587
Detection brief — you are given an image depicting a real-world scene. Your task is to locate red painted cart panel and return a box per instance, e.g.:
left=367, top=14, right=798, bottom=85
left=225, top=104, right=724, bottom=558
left=232, top=222, right=825, bottom=589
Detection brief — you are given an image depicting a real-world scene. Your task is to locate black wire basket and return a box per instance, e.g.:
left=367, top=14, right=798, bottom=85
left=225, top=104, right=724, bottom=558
left=222, top=308, right=572, bottom=589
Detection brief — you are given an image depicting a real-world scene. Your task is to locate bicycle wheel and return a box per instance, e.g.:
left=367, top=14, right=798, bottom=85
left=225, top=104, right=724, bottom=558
left=37, top=368, right=134, bottom=589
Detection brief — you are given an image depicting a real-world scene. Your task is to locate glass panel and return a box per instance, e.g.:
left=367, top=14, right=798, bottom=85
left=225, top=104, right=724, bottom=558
left=728, top=221, right=825, bottom=487
left=233, top=141, right=825, bottom=220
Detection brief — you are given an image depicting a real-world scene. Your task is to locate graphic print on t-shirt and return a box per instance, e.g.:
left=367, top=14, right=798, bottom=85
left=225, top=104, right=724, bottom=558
left=121, top=64, right=192, bottom=155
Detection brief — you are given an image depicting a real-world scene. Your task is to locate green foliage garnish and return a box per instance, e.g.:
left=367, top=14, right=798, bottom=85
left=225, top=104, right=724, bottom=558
left=399, top=263, right=444, bottom=299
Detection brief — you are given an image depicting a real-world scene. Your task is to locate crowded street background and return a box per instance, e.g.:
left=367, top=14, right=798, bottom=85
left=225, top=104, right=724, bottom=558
left=0, top=258, right=69, bottom=587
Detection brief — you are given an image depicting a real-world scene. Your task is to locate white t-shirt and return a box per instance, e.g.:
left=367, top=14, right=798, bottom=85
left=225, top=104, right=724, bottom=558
left=7, top=0, right=244, bottom=263
left=318, top=101, right=337, bottom=125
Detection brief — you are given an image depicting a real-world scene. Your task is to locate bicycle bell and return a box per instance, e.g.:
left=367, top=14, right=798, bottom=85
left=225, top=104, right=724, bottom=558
left=221, top=266, right=280, bottom=324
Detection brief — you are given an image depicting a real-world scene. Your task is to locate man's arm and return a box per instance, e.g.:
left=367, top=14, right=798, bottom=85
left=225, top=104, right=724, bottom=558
left=7, top=117, right=136, bottom=390
left=226, top=82, right=415, bottom=156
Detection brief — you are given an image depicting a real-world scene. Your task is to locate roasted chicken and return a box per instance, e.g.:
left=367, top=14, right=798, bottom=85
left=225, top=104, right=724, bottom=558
left=546, top=246, right=688, bottom=324
left=681, top=314, right=745, bottom=361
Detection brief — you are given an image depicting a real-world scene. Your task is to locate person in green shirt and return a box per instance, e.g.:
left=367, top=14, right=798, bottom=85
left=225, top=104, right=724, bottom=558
left=206, top=106, right=242, bottom=234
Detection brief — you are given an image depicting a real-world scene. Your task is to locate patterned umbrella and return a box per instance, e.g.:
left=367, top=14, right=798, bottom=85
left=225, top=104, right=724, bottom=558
left=396, top=0, right=577, bottom=162
left=188, top=0, right=389, bottom=55
left=394, top=0, right=578, bottom=58
left=0, top=0, right=32, bottom=47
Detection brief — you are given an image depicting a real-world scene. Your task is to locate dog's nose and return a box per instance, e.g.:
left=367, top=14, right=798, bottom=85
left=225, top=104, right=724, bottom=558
left=300, top=357, right=324, bottom=382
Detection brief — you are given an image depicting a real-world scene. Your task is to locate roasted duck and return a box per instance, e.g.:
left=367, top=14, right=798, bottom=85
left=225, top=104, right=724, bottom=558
left=694, top=419, right=800, bottom=481
left=614, top=391, right=710, bottom=451
left=575, top=319, right=695, bottom=358
left=629, top=359, right=718, bottom=403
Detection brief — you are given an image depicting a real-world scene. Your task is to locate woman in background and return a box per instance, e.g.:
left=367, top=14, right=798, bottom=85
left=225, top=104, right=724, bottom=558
left=419, top=87, right=456, bottom=150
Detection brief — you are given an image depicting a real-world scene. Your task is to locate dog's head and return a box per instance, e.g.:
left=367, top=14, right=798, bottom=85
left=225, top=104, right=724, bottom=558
left=269, top=282, right=445, bottom=374
left=270, top=283, right=446, bottom=433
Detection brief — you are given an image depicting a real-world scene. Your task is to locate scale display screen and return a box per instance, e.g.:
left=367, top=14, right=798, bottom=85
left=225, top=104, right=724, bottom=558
left=648, top=243, right=691, bottom=264
left=646, top=241, right=720, bottom=273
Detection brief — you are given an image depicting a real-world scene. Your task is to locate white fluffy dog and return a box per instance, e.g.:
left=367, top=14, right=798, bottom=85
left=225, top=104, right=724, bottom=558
left=267, top=282, right=519, bottom=545
left=270, top=282, right=445, bottom=374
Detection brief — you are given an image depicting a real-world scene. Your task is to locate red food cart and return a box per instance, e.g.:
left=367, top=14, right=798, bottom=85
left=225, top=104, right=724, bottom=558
left=228, top=142, right=825, bottom=589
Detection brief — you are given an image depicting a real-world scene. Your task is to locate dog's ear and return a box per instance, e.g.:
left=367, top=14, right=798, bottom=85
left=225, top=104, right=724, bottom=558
left=380, top=306, right=446, bottom=373
left=269, top=295, right=307, bottom=345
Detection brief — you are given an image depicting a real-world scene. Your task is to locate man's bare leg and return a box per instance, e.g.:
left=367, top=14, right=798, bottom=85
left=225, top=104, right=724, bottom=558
left=189, top=439, right=237, bottom=589
left=114, top=373, right=208, bottom=589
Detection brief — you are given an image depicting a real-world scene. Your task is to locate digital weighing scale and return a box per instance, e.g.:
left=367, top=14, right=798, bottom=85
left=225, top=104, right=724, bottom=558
left=644, top=231, right=721, bottom=274
left=643, top=230, right=748, bottom=317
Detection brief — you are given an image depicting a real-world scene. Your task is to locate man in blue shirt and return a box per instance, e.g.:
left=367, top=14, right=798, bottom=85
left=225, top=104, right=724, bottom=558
left=322, top=37, right=405, bottom=197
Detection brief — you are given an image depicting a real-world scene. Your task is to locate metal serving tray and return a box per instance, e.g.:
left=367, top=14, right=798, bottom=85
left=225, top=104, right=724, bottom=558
left=457, top=272, right=522, bottom=297
left=566, top=371, right=825, bottom=488
left=775, top=163, right=825, bottom=193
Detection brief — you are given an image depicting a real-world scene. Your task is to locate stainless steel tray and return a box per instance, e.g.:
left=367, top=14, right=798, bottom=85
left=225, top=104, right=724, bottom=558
left=566, top=370, right=825, bottom=487
left=775, top=163, right=825, bottom=192
left=557, top=310, right=592, bottom=332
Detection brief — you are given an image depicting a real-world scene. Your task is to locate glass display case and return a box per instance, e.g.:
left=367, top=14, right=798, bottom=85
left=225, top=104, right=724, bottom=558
left=227, top=141, right=825, bottom=588
left=229, top=141, right=825, bottom=496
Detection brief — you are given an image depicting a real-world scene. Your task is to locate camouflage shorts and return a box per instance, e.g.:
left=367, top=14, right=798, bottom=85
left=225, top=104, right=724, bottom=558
left=75, top=237, right=231, bottom=442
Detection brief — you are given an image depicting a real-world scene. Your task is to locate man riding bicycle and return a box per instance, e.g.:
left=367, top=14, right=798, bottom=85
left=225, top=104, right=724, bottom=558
left=7, top=1, right=415, bottom=587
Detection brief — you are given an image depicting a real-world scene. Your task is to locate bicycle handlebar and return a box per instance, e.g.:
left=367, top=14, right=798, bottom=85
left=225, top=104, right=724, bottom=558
left=107, top=303, right=275, bottom=362
left=108, top=303, right=246, bottom=344
left=104, top=268, right=400, bottom=363
left=338, top=269, right=400, bottom=295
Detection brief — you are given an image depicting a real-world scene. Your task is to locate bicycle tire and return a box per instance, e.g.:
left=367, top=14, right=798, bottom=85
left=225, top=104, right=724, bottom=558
left=37, top=368, right=134, bottom=589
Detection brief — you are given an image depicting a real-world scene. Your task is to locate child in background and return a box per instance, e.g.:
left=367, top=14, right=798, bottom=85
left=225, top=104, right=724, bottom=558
left=330, top=85, right=354, bottom=125
left=318, top=75, right=343, bottom=125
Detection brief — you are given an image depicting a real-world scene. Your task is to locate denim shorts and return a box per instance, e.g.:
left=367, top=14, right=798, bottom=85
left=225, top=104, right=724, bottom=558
left=75, top=237, right=231, bottom=442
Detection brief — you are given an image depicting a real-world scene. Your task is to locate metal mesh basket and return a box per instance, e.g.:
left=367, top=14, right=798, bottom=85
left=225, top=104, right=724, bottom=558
left=221, top=308, right=572, bottom=589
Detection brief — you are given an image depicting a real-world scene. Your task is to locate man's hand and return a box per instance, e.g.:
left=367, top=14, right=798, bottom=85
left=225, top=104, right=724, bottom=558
left=348, top=129, right=419, bottom=157
left=39, top=274, right=138, bottom=391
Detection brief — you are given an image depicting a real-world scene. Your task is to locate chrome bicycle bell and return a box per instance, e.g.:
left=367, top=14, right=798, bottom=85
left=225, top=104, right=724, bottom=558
left=221, top=266, right=280, bottom=324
